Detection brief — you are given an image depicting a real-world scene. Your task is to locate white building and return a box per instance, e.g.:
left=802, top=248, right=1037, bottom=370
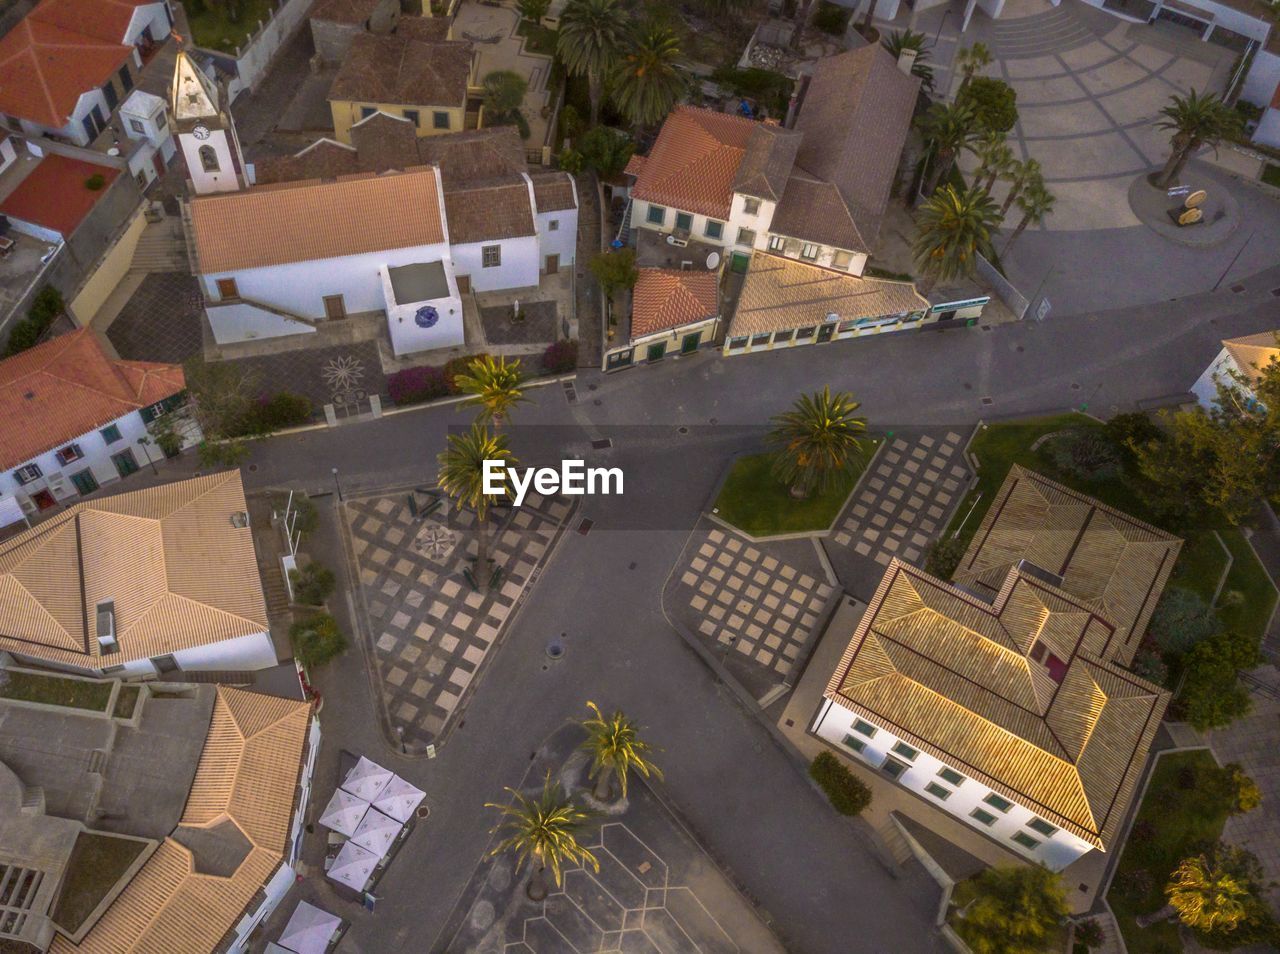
left=1192, top=330, right=1279, bottom=410
left=172, top=50, right=247, bottom=194
left=120, top=88, right=177, bottom=190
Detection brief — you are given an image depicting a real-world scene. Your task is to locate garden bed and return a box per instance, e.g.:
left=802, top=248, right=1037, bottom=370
left=51, top=833, right=147, bottom=933
left=0, top=670, right=112, bottom=711
left=515, top=18, right=557, bottom=55
left=188, top=0, right=276, bottom=53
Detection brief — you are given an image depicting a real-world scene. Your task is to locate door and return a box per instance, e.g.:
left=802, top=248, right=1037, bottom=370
left=681, top=331, right=701, bottom=354
left=817, top=323, right=835, bottom=343
left=646, top=342, right=667, bottom=362
left=216, top=278, right=239, bottom=300
left=151, top=654, right=180, bottom=674
left=70, top=470, right=99, bottom=496
left=111, top=449, right=139, bottom=478
left=730, top=252, right=749, bottom=274
left=545, top=254, right=559, bottom=274
left=323, top=294, right=347, bottom=319
left=606, top=349, right=634, bottom=371
left=153, top=152, right=166, bottom=179
left=119, top=64, right=133, bottom=93
left=32, top=490, right=57, bottom=511
left=457, top=275, right=471, bottom=294
left=102, top=82, right=118, bottom=111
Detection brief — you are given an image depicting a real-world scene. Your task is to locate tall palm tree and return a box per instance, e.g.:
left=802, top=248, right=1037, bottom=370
left=436, top=422, right=516, bottom=586
left=954, top=42, right=992, bottom=94
left=455, top=355, right=527, bottom=429
left=557, top=0, right=628, bottom=126
left=580, top=701, right=663, bottom=801
left=611, top=22, right=685, bottom=131
left=1001, top=181, right=1055, bottom=256
left=487, top=773, right=599, bottom=901
left=882, top=29, right=934, bottom=93
left=912, top=185, right=1000, bottom=295
left=916, top=101, right=979, bottom=199
left=1166, top=853, right=1252, bottom=933
left=1155, top=89, right=1239, bottom=188
left=768, top=387, right=867, bottom=499
left=974, top=132, right=1014, bottom=193
left=998, top=157, right=1041, bottom=218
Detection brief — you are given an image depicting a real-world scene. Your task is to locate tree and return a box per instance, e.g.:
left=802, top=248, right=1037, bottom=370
left=1155, top=89, right=1239, bottom=188
left=289, top=562, right=336, bottom=606
left=557, top=0, right=628, bottom=125
left=809, top=752, right=872, bottom=815
left=916, top=101, right=979, bottom=198
left=1167, top=848, right=1256, bottom=934
left=517, top=0, right=550, bottom=22
left=183, top=356, right=260, bottom=441
left=912, top=185, right=1000, bottom=295
left=579, top=701, right=663, bottom=801
left=954, top=41, right=992, bottom=94
left=924, top=535, right=966, bottom=579
left=974, top=132, right=1014, bottom=194
left=768, top=386, right=867, bottom=498
left=1148, top=587, right=1220, bottom=654
left=611, top=22, right=685, bottom=131
left=436, top=422, right=516, bottom=587
left=289, top=613, right=347, bottom=668
left=1001, top=180, right=1055, bottom=255
left=588, top=248, right=637, bottom=303
left=882, top=30, right=934, bottom=93
left=487, top=773, right=600, bottom=901
left=953, top=864, right=1069, bottom=954
left=1179, top=628, right=1258, bottom=731
left=576, top=125, right=634, bottom=178
left=455, top=355, right=527, bottom=429
left=958, top=76, right=1018, bottom=135
left=482, top=70, right=530, bottom=138
left=998, top=158, right=1042, bottom=218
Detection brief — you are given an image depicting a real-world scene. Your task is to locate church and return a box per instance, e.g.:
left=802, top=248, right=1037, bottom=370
left=171, top=52, right=577, bottom=357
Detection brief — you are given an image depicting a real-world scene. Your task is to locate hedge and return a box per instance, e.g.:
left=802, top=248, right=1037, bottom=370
left=4, top=286, right=64, bottom=356
left=289, top=613, right=347, bottom=669
left=229, top=391, right=313, bottom=436
left=810, top=751, right=872, bottom=816
left=542, top=339, right=578, bottom=373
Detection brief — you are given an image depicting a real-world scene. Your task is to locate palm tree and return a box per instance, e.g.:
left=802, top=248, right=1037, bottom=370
left=768, top=387, right=867, bottom=499
left=1167, top=853, right=1252, bottom=933
left=455, top=355, right=527, bottom=429
left=912, top=185, right=1000, bottom=295
left=974, top=132, right=1014, bottom=193
left=1155, top=89, right=1239, bottom=188
left=436, top=422, right=516, bottom=586
left=954, top=42, right=992, bottom=94
left=487, top=773, right=599, bottom=901
left=481, top=70, right=530, bottom=137
left=611, top=22, right=685, bottom=131
left=882, top=30, right=934, bottom=92
left=790, top=0, right=815, bottom=50
left=1001, top=181, right=1055, bottom=256
left=557, top=0, right=628, bottom=126
left=580, top=701, right=663, bottom=801
left=916, top=101, right=980, bottom=199
left=998, top=157, right=1041, bottom=218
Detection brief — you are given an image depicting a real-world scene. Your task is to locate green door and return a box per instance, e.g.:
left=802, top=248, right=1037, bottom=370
left=70, top=470, right=99, bottom=496
left=817, top=322, right=835, bottom=343
left=730, top=252, right=749, bottom=274
left=111, top=450, right=139, bottom=478
left=681, top=332, right=701, bottom=354
left=646, top=342, right=667, bottom=362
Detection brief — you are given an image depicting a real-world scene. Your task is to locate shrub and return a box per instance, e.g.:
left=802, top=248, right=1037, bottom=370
left=443, top=353, right=490, bottom=393
left=1147, top=587, right=1220, bottom=654
left=1104, top=411, right=1162, bottom=460
left=388, top=364, right=450, bottom=406
left=1228, top=764, right=1262, bottom=814
left=196, top=438, right=249, bottom=467
left=517, top=0, right=549, bottom=21
left=232, top=391, right=313, bottom=436
left=4, top=319, right=43, bottom=356
left=708, top=66, right=794, bottom=118
left=577, top=126, right=634, bottom=179
left=542, top=339, right=579, bottom=374
left=277, top=492, right=319, bottom=538
left=1179, top=628, right=1259, bottom=731
left=289, top=613, right=347, bottom=669
left=84, top=174, right=106, bottom=191
left=809, top=751, right=872, bottom=816
left=4, top=286, right=65, bottom=355
left=289, top=562, right=336, bottom=606
left=814, top=1, right=850, bottom=34
left=1044, top=426, right=1123, bottom=482
left=1132, top=646, right=1168, bottom=685
left=1074, top=918, right=1104, bottom=949
left=924, top=535, right=966, bottom=579
left=957, top=76, right=1018, bottom=134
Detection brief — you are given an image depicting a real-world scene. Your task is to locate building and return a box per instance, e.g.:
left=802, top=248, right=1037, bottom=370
left=310, top=0, right=401, bottom=64
left=328, top=32, right=475, bottom=143
left=0, top=673, right=318, bottom=953
left=812, top=468, right=1179, bottom=871
left=118, top=88, right=177, bottom=190
left=603, top=269, right=720, bottom=371
left=0, top=470, right=279, bottom=677
left=1191, top=330, right=1278, bottom=410
left=172, top=50, right=248, bottom=195
left=0, top=154, right=122, bottom=244
left=0, top=329, right=187, bottom=516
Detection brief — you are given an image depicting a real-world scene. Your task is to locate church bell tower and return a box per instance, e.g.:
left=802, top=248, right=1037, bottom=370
left=171, top=49, right=246, bottom=195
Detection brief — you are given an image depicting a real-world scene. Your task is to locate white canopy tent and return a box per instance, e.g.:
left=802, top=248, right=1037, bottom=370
left=341, top=756, right=394, bottom=802
left=318, top=787, right=369, bottom=837
left=277, top=901, right=343, bottom=954
left=328, top=841, right=379, bottom=891
left=349, top=807, right=402, bottom=858
left=372, top=775, right=426, bottom=823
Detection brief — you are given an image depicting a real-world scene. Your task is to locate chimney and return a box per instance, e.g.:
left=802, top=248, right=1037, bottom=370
left=897, top=48, right=918, bottom=75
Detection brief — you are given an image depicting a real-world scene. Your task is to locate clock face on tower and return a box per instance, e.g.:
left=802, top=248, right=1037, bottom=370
left=192, top=124, right=211, bottom=140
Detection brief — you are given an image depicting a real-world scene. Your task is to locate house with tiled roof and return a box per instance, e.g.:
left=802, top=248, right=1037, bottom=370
left=0, top=330, right=189, bottom=517
left=603, top=269, right=720, bottom=371
left=812, top=469, right=1178, bottom=871
left=310, top=0, right=402, bottom=64
left=1191, top=330, right=1279, bottom=410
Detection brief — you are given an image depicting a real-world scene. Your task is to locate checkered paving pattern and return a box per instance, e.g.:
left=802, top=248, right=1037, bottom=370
left=676, top=528, right=834, bottom=680
left=346, top=491, right=571, bottom=748
left=832, top=431, right=971, bottom=569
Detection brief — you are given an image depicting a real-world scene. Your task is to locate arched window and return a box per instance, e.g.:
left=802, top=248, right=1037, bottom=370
left=198, top=144, right=219, bottom=173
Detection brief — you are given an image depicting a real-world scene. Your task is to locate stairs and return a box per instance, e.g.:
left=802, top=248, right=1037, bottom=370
left=262, top=561, right=291, bottom=620
left=129, top=218, right=190, bottom=273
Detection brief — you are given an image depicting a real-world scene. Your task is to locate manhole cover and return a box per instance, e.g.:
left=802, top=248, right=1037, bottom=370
left=416, top=805, right=431, bottom=819
left=593, top=399, right=602, bottom=406
left=677, top=426, right=689, bottom=434
left=591, top=438, right=613, bottom=449
left=980, top=397, right=994, bottom=406
left=247, top=464, right=258, bottom=472
left=1015, top=346, right=1024, bottom=353
left=1070, top=383, right=1082, bottom=391
left=709, top=417, right=718, bottom=425
left=1272, top=288, right=1280, bottom=298
left=546, top=640, right=565, bottom=659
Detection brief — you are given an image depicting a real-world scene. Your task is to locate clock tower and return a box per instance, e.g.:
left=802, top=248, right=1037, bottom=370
left=171, top=49, right=245, bottom=195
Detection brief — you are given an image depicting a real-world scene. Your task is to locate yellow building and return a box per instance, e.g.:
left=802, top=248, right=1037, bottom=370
left=328, top=31, right=474, bottom=143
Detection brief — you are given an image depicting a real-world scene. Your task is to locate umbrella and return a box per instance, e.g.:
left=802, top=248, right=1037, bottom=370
left=277, top=901, right=342, bottom=954
left=318, top=788, right=369, bottom=837
left=372, top=775, right=425, bottom=823
left=341, top=756, right=393, bottom=802
left=348, top=807, right=402, bottom=858
left=328, top=841, right=379, bottom=891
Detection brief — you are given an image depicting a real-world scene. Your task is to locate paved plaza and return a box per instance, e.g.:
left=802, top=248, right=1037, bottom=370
left=344, top=489, right=573, bottom=748
left=106, top=271, right=205, bottom=363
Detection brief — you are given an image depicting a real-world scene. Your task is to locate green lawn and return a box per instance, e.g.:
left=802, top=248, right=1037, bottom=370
left=0, top=671, right=111, bottom=711
left=1263, top=163, right=1280, bottom=188
left=113, top=685, right=141, bottom=720
left=1108, top=751, right=1235, bottom=954
left=188, top=0, right=276, bottom=53
left=714, top=444, right=877, bottom=538
left=516, top=19, right=557, bottom=56
left=51, top=833, right=147, bottom=933
left=1167, top=530, right=1229, bottom=603
left=1216, top=528, right=1278, bottom=644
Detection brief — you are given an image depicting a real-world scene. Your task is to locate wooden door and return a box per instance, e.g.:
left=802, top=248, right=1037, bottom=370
left=457, top=275, right=471, bottom=294
left=323, top=294, right=346, bottom=319
left=545, top=254, right=559, bottom=274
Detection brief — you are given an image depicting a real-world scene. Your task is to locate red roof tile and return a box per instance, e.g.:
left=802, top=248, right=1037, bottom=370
left=0, top=17, right=133, bottom=128
left=0, top=330, right=185, bottom=468
left=0, top=154, right=119, bottom=236
left=628, top=107, right=757, bottom=221
left=631, top=268, right=719, bottom=337
left=29, top=0, right=153, bottom=44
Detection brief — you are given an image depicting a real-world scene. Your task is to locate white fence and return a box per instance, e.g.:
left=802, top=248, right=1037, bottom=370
left=182, top=0, right=313, bottom=100
left=975, top=252, right=1030, bottom=320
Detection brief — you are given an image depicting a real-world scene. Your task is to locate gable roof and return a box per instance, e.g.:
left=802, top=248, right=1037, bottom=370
left=0, top=153, right=120, bottom=237
left=252, top=138, right=360, bottom=185
left=0, top=17, right=134, bottom=128
left=529, top=170, right=576, bottom=212
left=329, top=33, right=472, bottom=109
left=310, top=0, right=385, bottom=25
left=952, top=466, right=1182, bottom=666
left=1221, top=331, right=1280, bottom=385
left=416, top=126, right=526, bottom=188
left=631, top=268, right=719, bottom=337
left=395, top=13, right=451, bottom=41
left=732, top=123, right=801, bottom=202
left=0, top=329, right=183, bottom=468
left=29, top=0, right=152, bottom=44
left=190, top=167, right=446, bottom=273
left=444, top=179, right=535, bottom=244
left=0, top=471, right=271, bottom=668
left=825, top=560, right=1169, bottom=849
left=628, top=106, right=757, bottom=220
left=769, top=169, right=867, bottom=253
left=793, top=45, right=919, bottom=243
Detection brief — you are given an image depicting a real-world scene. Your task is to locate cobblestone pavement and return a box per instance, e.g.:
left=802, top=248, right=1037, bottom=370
left=345, top=490, right=573, bottom=748
left=106, top=272, right=204, bottom=363
left=225, top=340, right=388, bottom=409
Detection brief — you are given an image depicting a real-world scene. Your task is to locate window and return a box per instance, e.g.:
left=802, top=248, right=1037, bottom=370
left=156, top=110, right=167, bottom=129
left=795, top=326, right=816, bottom=339
left=891, top=741, right=919, bottom=761
left=198, top=144, right=219, bottom=172
left=102, top=664, right=126, bottom=674
left=833, top=250, right=853, bottom=270
left=704, top=220, right=724, bottom=240
left=1027, top=818, right=1058, bottom=838
left=129, top=118, right=146, bottom=134
left=970, top=808, right=997, bottom=826
left=56, top=444, right=84, bottom=465
left=1012, top=831, right=1041, bottom=850
left=70, top=469, right=99, bottom=496
left=646, top=204, right=667, bottom=225
left=360, top=106, right=377, bottom=119
left=924, top=782, right=952, bottom=801
left=880, top=756, right=909, bottom=780
left=750, top=333, right=771, bottom=347
left=852, top=719, right=878, bottom=738
left=937, top=767, right=965, bottom=787
left=727, top=336, right=748, bottom=350
left=675, top=211, right=693, bottom=232
left=736, top=227, right=756, bottom=246
left=769, top=234, right=785, bottom=251
left=216, top=278, right=239, bottom=300
left=742, top=196, right=760, bottom=215
left=983, top=793, right=1013, bottom=813
left=801, top=243, right=819, bottom=261
left=433, top=111, right=450, bottom=130
left=548, top=219, right=559, bottom=231
left=646, top=341, right=667, bottom=362
left=13, top=464, right=41, bottom=485
left=100, top=424, right=122, bottom=444
left=841, top=734, right=866, bottom=753
left=403, top=109, right=420, bottom=126
left=773, top=329, right=794, bottom=343
left=112, top=450, right=139, bottom=478
left=482, top=245, right=502, bottom=268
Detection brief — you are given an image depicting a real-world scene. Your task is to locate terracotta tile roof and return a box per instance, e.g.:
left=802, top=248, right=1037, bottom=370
left=29, top=0, right=151, bottom=44
left=0, top=472, right=271, bottom=668
left=190, top=167, right=446, bottom=273
left=310, top=0, right=384, bottom=25
left=252, top=138, right=359, bottom=185
left=730, top=253, right=926, bottom=336
left=825, top=559, right=1170, bottom=849
left=1222, top=331, right=1280, bottom=385
left=50, top=687, right=312, bottom=954
left=395, top=14, right=451, bottom=41
left=628, top=106, right=757, bottom=220
left=329, top=32, right=472, bottom=109
left=0, top=329, right=183, bottom=468
left=793, top=45, right=919, bottom=244
left=350, top=110, right=420, bottom=170
left=415, top=126, right=525, bottom=187
left=529, top=170, right=577, bottom=212
left=631, top=268, right=719, bottom=337
left=0, top=17, right=134, bottom=127
left=731, top=123, right=800, bottom=202
left=0, top=153, right=120, bottom=237
left=444, top=179, right=535, bottom=244
left=953, top=466, right=1182, bottom=666
left=769, top=169, right=867, bottom=253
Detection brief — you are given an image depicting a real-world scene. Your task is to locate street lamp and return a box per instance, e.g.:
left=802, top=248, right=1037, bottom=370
left=331, top=467, right=343, bottom=502
left=137, top=437, right=159, bottom=476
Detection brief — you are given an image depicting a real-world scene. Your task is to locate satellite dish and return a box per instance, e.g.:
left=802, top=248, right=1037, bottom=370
left=706, top=251, right=721, bottom=270
left=1185, top=189, right=1207, bottom=208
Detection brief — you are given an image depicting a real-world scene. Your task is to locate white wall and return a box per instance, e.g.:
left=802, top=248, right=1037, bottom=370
left=813, top=699, right=1095, bottom=871
left=1242, top=50, right=1280, bottom=108
left=124, top=2, right=172, bottom=45
left=1198, top=0, right=1272, bottom=42
left=728, top=192, right=776, bottom=252
left=1255, top=108, right=1280, bottom=149
left=451, top=235, right=540, bottom=292
left=205, top=300, right=318, bottom=345
left=180, top=128, right=241, bottom=194
left=0, top=137, right=16, bottom=175
left=218, top=0, right=314, bottom=99
left=170, top=630, right=278, bottom=672
left=381, top=265, right=464, bottom=355
left=1191, top=347, right=1236, bottom=409
left=634, top=201, right=733, bottom=250
left=535, top=208, right=577, bottom=268
left=228, top=862, right=293, bottom=954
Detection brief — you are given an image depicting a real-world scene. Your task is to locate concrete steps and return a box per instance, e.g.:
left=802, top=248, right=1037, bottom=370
left=129, top=220, right=189, bottom=273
